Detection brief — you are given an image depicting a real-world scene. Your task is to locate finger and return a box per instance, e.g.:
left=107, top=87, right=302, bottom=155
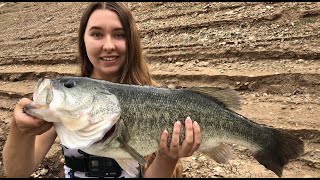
left=170, top=121, right=181, bottom=153
left=15, top=98, right=33, bottom=113
left=13, top=98, right=51, bottom=136
left=159, top=129, right=169, bottom=154
left=14, top=112, right=47, bottom=134
left=17, top=98, right=33, bottom=107
left=15, top=98, right=46, bottom=125
left=33, top=122, right=53, bottom=135
left=189, top=121, right=201, bottom=155
left=23, top=121, right=48, bottom=135
left=180, top=117, right=193, bottom=156
left=15, top=112, right=46, bottom=129
left=16, top=119, right=45, bottom=134
left=15, top=98, right=32, bottom=116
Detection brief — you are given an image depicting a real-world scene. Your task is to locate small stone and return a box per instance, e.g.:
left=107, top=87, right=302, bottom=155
left=197, top=61, right=210, bottom=67
left=175, top=62, right=184, bottom=67
left=198, top=156, right=207, bottom=162
left=213, top=166, right=224, bottom=173
left=283, top=93, right=291, bottom=97
left=40, top=168, right=48, bottom=176
left=297, top=59, right=304, bottom=63
left=167, top=84, right=176, bottom=89
left=60, top=157, right=65, bottom=164
left=266, top=5, right=273, bottom=9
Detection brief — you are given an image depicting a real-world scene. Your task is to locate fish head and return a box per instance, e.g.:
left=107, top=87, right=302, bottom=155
left=25, top=76, right=121, bottom=132
left=24, top=76, right=122, bottom=149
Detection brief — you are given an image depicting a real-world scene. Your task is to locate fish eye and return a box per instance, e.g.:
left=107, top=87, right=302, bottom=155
left=64, top=80, right=76, bottom=88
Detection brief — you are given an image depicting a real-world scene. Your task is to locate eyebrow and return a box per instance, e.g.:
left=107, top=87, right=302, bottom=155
left=88, top=26, right=124, bottom=31
left=88, top=26, right=102, bottom=31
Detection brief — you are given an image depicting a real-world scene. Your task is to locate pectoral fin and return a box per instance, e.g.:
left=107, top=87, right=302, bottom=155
left=115, top=158, right=140, bottom=177
left=117, top=137, right=146, bottom=166
left=200, top=143, right=234, bottom=164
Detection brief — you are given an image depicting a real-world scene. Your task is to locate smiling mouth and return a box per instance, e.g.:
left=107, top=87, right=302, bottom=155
left=100, top=57, right=118, bottom=61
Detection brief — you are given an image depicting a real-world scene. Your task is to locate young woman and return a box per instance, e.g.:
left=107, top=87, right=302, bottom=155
left=3, top=2, right=201, bottom=178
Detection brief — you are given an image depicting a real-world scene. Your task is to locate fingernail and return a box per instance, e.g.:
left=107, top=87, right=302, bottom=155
left=186, top=116, right=191, bottom=120
left=175, top=121, right=181, bottom=126
left=194, top=121, right=199, bottom=127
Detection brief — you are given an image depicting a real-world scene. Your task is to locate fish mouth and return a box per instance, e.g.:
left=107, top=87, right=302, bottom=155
left=93, top=124, right=117, bottom=145
left=32, top=78, right=54, bottom=109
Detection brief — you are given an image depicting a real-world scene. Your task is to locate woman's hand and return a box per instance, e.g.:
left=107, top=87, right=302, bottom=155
left=13, top=98, right=53, bottom=136
left=158, top=116, right=201, bottom=161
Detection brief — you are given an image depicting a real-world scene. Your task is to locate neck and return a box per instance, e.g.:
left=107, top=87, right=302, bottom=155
left=90, top=72, right=121, bottom=83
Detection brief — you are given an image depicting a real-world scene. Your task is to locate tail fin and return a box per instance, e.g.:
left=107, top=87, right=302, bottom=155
left=253, top=129, right=304, bottom=177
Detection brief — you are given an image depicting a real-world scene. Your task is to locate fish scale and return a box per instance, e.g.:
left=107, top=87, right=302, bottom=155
left=109, top=84, right=274, bottom=151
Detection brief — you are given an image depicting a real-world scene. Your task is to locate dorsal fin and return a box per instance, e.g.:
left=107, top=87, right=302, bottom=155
left=187, top=87, right=241, bottom=110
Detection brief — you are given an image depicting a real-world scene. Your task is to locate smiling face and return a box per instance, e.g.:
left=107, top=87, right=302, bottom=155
left=84, top=9, right=127, bottom=82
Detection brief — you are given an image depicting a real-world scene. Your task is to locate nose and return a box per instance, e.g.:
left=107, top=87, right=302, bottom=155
left=102, top=36, right=115, bottom=52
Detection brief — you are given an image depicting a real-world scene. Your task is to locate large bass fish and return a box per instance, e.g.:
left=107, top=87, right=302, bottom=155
left=24, top=76, right=304, bottom=177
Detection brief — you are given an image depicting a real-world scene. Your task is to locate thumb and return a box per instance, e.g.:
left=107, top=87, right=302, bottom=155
left=17, top=98, right=33, bottom=108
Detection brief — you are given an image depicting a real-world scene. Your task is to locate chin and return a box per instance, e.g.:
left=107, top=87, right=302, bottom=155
left=102, top=69, right=122, bottom=78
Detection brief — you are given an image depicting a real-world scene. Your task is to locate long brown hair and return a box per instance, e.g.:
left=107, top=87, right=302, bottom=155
left=78, top=2, right=157, bottom=86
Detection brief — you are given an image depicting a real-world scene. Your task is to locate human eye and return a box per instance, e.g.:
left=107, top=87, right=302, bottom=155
left=114, top=32, right=125, bottom=39
left=90, top=31, right=103, bottom=39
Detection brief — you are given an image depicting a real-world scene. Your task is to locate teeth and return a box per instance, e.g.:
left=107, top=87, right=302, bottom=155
left=101, top=57, right=116, bottom=61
